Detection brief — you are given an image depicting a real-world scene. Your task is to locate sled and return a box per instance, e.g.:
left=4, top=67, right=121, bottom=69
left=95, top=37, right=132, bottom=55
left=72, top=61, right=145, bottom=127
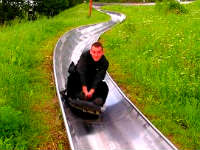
left=68, top=97, right=101, bottom=115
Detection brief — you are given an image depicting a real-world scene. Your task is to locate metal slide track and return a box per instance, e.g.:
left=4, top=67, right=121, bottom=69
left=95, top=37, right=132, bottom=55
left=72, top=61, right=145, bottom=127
left=53, top=6, right=178, bottom=150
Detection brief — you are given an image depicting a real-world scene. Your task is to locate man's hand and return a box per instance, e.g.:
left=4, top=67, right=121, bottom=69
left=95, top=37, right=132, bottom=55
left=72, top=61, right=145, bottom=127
left=87, top=88, right=95, bottom=99
left=82, top=86, right=95, bottom=100
left=82, top=86, right=88, bottom=99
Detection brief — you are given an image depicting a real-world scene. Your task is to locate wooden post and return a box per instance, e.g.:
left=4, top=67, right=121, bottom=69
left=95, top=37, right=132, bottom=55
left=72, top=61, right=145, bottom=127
left=89, top=0, right=92, bottom=17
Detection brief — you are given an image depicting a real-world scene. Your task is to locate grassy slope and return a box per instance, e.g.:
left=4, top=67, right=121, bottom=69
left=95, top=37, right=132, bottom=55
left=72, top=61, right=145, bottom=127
left=0, top=4, right=109, bottom=149
left=101, top=2, right=200, bottom=150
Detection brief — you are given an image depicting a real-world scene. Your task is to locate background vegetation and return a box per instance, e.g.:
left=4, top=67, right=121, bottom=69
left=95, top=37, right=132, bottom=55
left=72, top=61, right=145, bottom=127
left=0, top=0, right=82, bottom=24
left=94, top=0, right=194, bottom=3
left=101, top=1, right=200, bottom=149
left=95, top=0, right=153, bottom=2
left=0, top=4, right=109, bottom=149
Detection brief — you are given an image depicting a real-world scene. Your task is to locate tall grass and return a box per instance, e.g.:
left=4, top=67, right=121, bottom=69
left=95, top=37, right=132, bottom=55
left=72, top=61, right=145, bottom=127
left=0, top=4, right=109, bottom=149
left=102, top=1, right=200, bottom=149
left=155, top=0, right=189, bottom=14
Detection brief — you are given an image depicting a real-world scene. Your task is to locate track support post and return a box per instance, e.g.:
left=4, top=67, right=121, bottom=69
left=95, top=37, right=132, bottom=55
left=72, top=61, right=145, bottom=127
left=89, top=0, right=92, bottom=17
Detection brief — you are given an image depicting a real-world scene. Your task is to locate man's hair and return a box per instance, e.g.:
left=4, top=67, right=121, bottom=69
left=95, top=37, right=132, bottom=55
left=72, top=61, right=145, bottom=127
left=92, top=42, right=103, bottom=50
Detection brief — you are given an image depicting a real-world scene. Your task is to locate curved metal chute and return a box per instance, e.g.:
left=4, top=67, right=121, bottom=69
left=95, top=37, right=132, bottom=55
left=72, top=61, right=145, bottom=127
left=53, top=6, right=177, bottom=150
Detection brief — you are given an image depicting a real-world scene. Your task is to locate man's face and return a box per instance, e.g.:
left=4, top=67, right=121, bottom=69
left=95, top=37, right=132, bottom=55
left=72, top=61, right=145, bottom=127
left=90, top=46, right=104, bottom=62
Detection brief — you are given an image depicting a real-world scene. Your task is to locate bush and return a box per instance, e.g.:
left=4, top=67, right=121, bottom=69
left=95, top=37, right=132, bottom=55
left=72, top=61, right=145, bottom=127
left=95, top=0, right=156, bottom=2
left=34, top=0, right=83, bottom=17
left=0, top=0, right=83, bottom=24
left=69, top=0, right=83, bottom=7
left=0, top=106, right=24, bottom=137
left=0, top=0, right=25, bottom=24
left=156, top=0, right=188, bottom=14
left=34, top=0, right=69, bottom=17
left=0, top=106, right=28, bottom=149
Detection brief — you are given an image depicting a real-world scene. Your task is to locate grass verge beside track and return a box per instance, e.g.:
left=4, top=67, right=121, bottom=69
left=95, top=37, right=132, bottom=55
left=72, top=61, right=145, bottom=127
left=0, top=4, right=109, bottom=149
left=101, top=1, right=200, bottom=149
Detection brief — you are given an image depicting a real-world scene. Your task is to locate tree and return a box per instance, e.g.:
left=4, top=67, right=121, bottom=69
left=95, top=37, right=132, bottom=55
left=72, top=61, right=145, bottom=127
left=34, top=0, right=70, bottom=17
left=0, top=0, right=25, bottom=24
left=69, top=0, right=83, bottom=7
left=0, top=0, right=83, bottom=24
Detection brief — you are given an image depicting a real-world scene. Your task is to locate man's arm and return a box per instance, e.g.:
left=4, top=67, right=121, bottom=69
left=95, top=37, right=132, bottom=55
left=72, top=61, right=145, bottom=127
left=91, top=59, right=109, bottom=89
left=82, top=85, right=88, bottom=99
left=77, top=52, right=88, bottom=87
left=77, top=52, right=91, bottom=99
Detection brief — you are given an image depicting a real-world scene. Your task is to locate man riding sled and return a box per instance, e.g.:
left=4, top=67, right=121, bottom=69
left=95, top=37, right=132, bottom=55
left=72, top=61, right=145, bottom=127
left=61, top=42, right=109, bottom=115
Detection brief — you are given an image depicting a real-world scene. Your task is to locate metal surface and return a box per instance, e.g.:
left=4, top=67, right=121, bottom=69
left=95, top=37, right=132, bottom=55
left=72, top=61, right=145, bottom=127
left=53, top=7, right=177, bottom=150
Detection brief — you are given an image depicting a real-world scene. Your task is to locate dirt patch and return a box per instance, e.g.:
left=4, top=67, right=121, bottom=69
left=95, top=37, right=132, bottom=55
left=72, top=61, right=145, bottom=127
left=38, top=96, right=70, bottom=150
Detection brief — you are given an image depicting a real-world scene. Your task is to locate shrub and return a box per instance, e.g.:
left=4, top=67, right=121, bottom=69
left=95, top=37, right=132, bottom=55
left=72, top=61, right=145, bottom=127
left=0, top=106, right=28, bottom=149
left=0, top=0, right=83, bottom=24
left=0, top=106, right=25, bottom=137
left=0, top=0, right=25, bottom=24
left=34, top=0, right=69, bottom=17
left=34, top=0, right=83, bottom=17
left=156, top=0, right=188, bottom=14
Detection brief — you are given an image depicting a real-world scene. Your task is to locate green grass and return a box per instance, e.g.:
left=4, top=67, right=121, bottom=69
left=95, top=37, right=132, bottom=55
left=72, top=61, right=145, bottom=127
left=0, top=4, right=109, bottom=149
left=102, top=1, right=200, bottom=149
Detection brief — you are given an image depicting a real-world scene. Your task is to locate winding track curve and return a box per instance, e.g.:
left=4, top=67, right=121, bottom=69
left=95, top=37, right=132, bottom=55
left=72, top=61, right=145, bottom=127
left=53, top=6, right=178, bottom=150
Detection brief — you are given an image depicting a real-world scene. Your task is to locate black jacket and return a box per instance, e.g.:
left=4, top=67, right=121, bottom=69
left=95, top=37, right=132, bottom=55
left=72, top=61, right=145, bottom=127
left=77, top=51, right=109, bottom=89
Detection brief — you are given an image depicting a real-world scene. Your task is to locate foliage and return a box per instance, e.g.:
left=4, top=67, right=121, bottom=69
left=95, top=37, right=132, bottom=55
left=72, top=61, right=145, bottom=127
left=0, top=106, right=28, bottom=150
left=0, top=106, right=24, bottom=137
left=155, top=0, right=188, bottom=14
left=34, top=0, right=69, bottom=17
left=102, top=2, right=200, bottom=149
left=68, top=0, right=83, bottom=7
left=95, top=0, right=158, bottom=3
left=32, top=0, right=83, bottom=17
left=0, top=137, right=15, bottom=150
left=0, top=0, right=83, bottom=24
left=0, top=0, right=25, bottom=24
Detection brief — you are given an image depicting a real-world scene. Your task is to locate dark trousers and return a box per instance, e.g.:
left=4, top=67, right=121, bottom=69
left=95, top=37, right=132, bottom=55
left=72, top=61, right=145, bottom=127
left=66, top=71, right=109, bottom=106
